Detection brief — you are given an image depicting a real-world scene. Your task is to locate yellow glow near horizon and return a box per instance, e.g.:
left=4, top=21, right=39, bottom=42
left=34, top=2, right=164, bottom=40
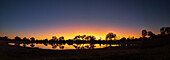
left=4, top=32, right=140, bottom=40
left=0, top=25, right=143, bottom=40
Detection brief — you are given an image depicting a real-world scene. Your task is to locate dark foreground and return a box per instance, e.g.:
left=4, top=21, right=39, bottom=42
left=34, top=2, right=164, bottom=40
left=0, top=38, right=170, bottom=60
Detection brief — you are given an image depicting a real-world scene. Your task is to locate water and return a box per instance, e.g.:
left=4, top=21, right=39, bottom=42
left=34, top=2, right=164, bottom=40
left=8, top=43, right=121, bottom=50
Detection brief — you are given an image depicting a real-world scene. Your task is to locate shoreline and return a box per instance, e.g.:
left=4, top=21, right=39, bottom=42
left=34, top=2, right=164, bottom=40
left=0, top=38, right=170, bottom=60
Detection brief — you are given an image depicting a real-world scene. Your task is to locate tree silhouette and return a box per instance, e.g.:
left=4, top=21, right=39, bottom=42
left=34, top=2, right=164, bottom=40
left=90, top=36, right=96, bottom=41
left=59, top=36, right=64, bottom=41
left=142, top=30, right=147, bottom=38
left=2, top=36, right=8, bottom=40
left=84, top=36, right=96, bottom=41
left=49, top=36, right=57, bottom=42
left=113, top=34, right=116, bottom=40
left=160, top=27, right=170, bottom=35
left=105, top=32, right=116, bottom=41
left=148, top=31, right=155, bottom=37
left=59, top=46, right=64, bottom=49
left=30, top=43, right=35, bottom=48
left=85, top=36, right=91, bottom=41
left=15, top=36, right=21, bottom=41
left=120, top=37, right=126, bottom=41
left=52, top=36, right=58, bottom=41
left=44, top=39, right=48, bottom=42
left=43, top=42, right=48, bottom=46
left=30, top=37, right=35, bottom=42
left=127, top=38, right=131, bottom=41
left=160, top=27, right=166, bottom=35
left=80, top=35, right=86, bottom=40
left=74, top=35, right=81, bottom=40
left=23, top=37, right=28, bottom=41
left=165, top=27, right=170, bottom=35
left=89, top=44, right=95, bottom=49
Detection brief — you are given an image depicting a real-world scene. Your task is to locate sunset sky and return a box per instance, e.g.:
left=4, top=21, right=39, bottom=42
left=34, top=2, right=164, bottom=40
left=0, top=0, right=170, bottom=40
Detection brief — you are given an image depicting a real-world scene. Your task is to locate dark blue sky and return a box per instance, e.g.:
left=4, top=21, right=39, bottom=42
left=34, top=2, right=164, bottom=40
left=0, top=0, right=170, bottom=39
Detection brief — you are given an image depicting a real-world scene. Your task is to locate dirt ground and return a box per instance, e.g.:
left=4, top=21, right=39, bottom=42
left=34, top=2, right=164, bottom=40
left=0, top=39, right=170, bottom=60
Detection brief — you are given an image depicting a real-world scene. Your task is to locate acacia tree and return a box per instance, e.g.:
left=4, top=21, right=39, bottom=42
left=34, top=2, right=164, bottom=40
left=90, top=36, right=96, bottom=41
left=165, top=27, right=170, bottom=35
left=84, top=36, right=96, bottom=41
left=74, top=35, right=81, bottom=40
left=52, top=36, right=58, bottom=41
left=3, top=36, right=8, bottom=40
left=15, top=36, right=21, bottom=41
left=148, top=31, right=155, bottom=37
left=23, top=37, right=28, bottom=41
left=160, top=27, right=170, bottom=35
left=30, top=37, right=35, bottom=42
left=81, top=35, right=86, bottom=40
left=105, top=32, right=116, bottom=41
left=44, top=39, right=48, bottom=42
left=160, top=27, right=166, bottom=35
left=85, top=36, right=91, bottom=41
left=113, top=34, right=116, bottom=40
left=59, top=36, right=64, bottom=41
left=142, top=30, right=147, bottom=38
left=120, top=37, right=126, bottom=41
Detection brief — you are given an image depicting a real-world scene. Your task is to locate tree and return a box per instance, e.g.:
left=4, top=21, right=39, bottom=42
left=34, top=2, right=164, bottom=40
left=142, top=30, right=147, bottom=38
left=74, top=35, right=81, bottom=40
left=23, top=37, right=28, bottom=41
left=2, top=36, right=8, bottom=40
left=90, top=36, right=96, bottom=41
left=59, top=36, right=64, bottom=40
left=160, top=27, right=170, bottom=35
left=105, top=32, right=116, bottom=41
left=15, top=36, right=21, bottom=41
left=44, top=39, right=48, bottom=42
left=113, top=34, right=116, bottom=40
left=80, top=35, right=86, bottom=40
left=85, top=36, right=91, bottom=41
left=30, top=37, right=35, bottom=42
left=165, top=27, right=170, bottom=35
left=148, top=31, right=155, bottom=37
left=120, top=37, right=126, bottom=41
left=160, top=27, right=166, bottom=35
left=52, top=36, right=58, bottom=41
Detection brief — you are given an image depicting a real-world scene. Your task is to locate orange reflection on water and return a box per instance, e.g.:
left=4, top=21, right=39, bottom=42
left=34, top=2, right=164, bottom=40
left=8, top=43, right=121, bottom=50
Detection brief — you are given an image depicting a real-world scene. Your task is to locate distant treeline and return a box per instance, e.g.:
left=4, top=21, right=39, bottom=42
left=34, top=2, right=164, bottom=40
left=0, top=27, right=170, bottom=43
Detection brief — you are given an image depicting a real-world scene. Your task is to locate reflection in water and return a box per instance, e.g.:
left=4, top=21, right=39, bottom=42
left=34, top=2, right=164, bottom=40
left=30, top=43, right=35, bottom=48
left=8, top=42, right=131, bottom=50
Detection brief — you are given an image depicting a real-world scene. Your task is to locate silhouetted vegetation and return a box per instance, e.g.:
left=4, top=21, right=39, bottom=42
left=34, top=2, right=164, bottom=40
left=142, top=30, right=147, bottom=38
left=30, top=37, right=35, bottom=42
left=1, top=27, right=170, bottom=48
left=1, top=27, right=170, bottom=60
left=105, top=32, right=116, bottom=41
left=14, top=36, right=21, bottom=41
left=160, top=27, right=170, bottom=35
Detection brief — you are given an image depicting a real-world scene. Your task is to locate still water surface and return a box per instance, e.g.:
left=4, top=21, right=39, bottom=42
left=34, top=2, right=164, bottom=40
left=8, top=43, right=121, bottom=50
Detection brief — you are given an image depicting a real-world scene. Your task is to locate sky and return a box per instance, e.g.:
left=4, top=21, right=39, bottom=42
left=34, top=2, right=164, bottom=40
left=0, top=0, right=170, bottom=40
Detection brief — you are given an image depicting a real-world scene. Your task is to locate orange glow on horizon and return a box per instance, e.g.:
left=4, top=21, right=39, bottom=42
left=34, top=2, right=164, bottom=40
left=1, top=25, right=143, bottom=40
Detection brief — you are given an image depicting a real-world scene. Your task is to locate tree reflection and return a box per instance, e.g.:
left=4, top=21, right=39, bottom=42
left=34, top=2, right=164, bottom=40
left=43, top=43, right=48, bottom=46
left=30, top=43, right=35, bottom=48
left=59, top=46, right=64, bottom=49
left=89, top=44, right=95, bottom=49
left=14, top=42, right=20, bottom=46
left=72, top=43, right=96, bottom=49
left=23, top=43, right=26, bottom=47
